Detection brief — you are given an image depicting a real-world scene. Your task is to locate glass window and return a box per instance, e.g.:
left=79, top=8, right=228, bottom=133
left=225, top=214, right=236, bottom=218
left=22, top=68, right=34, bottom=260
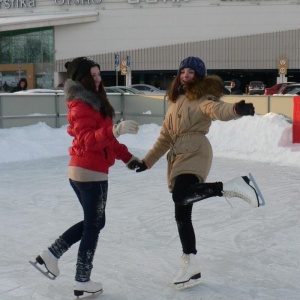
left=0, top=27, right=54, bottom=64
left=0, top=27, right=54, bottom=88
left=0, top=36, right=11, bottom=64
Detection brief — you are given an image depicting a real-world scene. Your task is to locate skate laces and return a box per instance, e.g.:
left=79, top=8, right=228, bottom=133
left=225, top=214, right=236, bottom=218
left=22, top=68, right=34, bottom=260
left=177, top=255, right=190, bottom=276
left=224, top=190, right=252, bottom=204
left=223, top=179, right=252, bottom=204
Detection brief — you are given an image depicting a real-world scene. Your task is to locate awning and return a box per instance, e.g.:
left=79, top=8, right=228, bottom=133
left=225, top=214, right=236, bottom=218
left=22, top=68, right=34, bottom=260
left=0, top=12, right=99, bottom=32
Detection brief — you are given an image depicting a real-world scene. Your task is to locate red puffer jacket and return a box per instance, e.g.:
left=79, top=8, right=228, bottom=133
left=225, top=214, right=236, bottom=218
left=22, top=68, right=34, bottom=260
left=67, top=100, right=132, bottom=174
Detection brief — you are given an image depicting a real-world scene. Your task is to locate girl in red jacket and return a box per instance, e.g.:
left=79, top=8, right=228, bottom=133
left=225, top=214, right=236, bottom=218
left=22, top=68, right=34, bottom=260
left=32, top=57, right=140, bottom=297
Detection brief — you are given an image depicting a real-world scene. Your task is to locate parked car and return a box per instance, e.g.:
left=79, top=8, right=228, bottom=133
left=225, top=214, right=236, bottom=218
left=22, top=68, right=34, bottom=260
left=283, top=87, right=300, bottom=95
left=264, top=82, right=296, bottom=95
left=248, top=81, right=265, bottom=95
left=130, top=84, right=166, bottom=95
left=105, top=87, right=126, bottom=94
left=278, top=83, right=300, bottom=95
left=109, top=86, right=144, bottom=94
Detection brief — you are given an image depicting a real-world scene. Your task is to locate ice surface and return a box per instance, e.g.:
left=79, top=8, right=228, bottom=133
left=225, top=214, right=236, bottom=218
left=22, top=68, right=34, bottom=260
left=1, top=113, right=300, bottom=299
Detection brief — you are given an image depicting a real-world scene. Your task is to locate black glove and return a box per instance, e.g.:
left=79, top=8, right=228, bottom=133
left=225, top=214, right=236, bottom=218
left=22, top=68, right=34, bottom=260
left=234, top=100, right=255, bottom=116
left=127, top=160, right=148, bottom=172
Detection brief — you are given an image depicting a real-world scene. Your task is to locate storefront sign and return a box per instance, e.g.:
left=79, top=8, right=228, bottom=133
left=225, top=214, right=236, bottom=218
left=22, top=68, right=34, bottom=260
left=0, top=0, right=285, bottom=10
left=55, top=0, right=190, bottom=4
left=128, top=0, right=189, bottom=3
left=220, top=0, right=282, bottom=1
left=0, top=0, right=103, bottom=9
left=54, top=0, right=102, bottom=5
left=0, top=0, right=190, bottom=9
left=0, top=0, right=36, bottom=9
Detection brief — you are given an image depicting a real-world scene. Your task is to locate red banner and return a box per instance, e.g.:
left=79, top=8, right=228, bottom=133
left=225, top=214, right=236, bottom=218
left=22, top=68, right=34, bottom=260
left=293, top=96, right=300, bottom=143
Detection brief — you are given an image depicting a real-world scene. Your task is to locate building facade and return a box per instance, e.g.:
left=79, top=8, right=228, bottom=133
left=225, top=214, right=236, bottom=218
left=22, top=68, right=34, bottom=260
left=1, top=0, right=300, bottom=92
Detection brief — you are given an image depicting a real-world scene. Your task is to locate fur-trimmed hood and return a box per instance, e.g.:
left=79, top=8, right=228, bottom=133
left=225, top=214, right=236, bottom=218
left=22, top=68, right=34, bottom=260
left=64, top=79, right=101, bottom=111
left=183, top=75, right=225, bottom=101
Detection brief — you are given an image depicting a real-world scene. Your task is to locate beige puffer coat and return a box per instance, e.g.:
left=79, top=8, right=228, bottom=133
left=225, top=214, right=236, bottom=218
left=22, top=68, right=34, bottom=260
left=143, top=76, right=240, bottom=192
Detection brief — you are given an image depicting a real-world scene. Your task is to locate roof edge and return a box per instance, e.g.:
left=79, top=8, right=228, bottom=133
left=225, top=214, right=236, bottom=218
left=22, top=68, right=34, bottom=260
left=0, top=12, right=99, bottom=32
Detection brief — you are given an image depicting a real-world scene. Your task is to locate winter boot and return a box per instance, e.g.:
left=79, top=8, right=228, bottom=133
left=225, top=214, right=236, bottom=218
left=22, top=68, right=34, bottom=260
left=36, top=249, right=60, bottom=277
left=173, top=254, right=201, bottom=287
left=74, top=280, right=103, bottom=297
left=223, top=176, right=259, bottom=207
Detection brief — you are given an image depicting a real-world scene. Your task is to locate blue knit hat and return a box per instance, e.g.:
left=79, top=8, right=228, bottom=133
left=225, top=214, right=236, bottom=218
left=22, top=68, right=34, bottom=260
left=178, top=57, right=206, bottom=77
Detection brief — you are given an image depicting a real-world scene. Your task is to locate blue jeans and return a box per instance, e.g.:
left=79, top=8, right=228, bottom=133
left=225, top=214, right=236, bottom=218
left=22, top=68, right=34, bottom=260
left=49, top=179, right=108, bottom=282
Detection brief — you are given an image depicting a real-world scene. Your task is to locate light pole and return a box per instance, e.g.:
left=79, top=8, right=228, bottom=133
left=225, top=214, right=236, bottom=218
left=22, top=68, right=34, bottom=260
left=18, top=60, right=22, bottom=80
left=115, top=54, right=120, bottom=86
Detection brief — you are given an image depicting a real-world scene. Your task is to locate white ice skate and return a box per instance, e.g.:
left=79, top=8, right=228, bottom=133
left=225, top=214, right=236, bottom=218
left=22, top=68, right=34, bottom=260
left=223, top=174, right=264, bottom=207
left=173, top=254, right=202, bottom=290
left=74, top=280, right=103, bottom=298
left=29, top=249, right=60, bottom=280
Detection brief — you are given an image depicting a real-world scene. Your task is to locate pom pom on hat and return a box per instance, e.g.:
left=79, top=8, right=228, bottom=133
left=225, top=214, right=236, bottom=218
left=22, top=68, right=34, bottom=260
left=178, top=56, right=206, bottom=77
left=65, top=57, right=100, bottom=81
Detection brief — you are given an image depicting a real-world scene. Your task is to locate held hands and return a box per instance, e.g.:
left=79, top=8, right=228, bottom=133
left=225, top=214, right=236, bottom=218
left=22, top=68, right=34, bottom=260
left=113, top=120, right=139, bottom=138
left=234, top=100, right=255, bottom=116
left=127, top=156, right=148, bottom=172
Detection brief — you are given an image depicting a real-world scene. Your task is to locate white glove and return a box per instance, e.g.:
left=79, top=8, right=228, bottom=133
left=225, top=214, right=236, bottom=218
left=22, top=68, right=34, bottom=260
left=113, top=120, right=139, bottom=137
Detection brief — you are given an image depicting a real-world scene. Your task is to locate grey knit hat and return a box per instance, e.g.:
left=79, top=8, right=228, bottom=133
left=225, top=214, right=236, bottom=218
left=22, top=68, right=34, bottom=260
left=65, top=57, right=100, bottom=81
left=178, top=56, right=206, bottom=77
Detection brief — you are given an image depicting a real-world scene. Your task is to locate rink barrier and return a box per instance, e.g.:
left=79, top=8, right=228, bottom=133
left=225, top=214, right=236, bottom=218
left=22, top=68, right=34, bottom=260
left=0, top=93, right=168, bottom=129
left=0, top=93, right=294, bottom=129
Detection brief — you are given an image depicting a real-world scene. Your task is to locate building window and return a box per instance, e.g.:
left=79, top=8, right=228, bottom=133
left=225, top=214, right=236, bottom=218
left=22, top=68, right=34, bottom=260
left=0, top=27, right=54, bottom=64
left=0, top=27, right=54, bottom=89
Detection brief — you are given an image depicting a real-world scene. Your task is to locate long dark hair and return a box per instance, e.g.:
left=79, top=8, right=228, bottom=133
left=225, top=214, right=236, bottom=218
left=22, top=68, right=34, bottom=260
left=81, top=71, right=115, bottom=119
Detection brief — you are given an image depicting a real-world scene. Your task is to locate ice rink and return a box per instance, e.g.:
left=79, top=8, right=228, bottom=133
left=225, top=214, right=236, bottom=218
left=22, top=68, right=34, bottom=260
left=1, top=115, right=300, bottom=299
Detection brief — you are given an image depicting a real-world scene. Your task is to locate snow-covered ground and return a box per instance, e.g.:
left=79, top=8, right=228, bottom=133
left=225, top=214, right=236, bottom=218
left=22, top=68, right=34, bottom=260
left=1, top=113, right=300, bottom=300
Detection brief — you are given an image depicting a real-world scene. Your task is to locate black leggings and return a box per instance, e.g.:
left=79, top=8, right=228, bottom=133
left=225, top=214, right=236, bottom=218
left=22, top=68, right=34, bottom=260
left=172, top=174, right=199, bottom=255
left=49, top=180, right=108, bottom=282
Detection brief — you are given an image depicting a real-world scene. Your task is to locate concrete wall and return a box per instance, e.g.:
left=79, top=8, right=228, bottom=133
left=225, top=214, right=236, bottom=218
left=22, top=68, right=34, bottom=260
left=0, top=93, right=294, bottom=129
left=2, top=1, right=300, bottom=60
left=53, top=1, right=300, bottom=60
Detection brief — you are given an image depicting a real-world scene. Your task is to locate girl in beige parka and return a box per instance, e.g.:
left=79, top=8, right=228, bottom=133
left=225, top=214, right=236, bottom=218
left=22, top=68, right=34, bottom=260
left=128, top=57, right=261, bottom=289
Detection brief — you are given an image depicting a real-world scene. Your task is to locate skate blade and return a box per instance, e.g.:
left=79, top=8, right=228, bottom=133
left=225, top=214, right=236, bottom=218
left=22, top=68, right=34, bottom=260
left=29, top=260, right=56, bottom=280
left=174, top=278, right=202, bottom=290
left=248, top=173, right=265, bottom=206
left=74, top=289, right=103, bottom=299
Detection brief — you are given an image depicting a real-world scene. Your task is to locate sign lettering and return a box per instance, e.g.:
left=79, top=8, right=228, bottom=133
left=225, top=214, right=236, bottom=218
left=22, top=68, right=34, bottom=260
left=221, top=0, right=282, bottom=1
left=54, top=0, right=102, bottom=6
left=128, top=0, right=189, bottom=3
left=0, top=0, right=283, bottom=11
left=0, top=0, right=36, bottom=9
